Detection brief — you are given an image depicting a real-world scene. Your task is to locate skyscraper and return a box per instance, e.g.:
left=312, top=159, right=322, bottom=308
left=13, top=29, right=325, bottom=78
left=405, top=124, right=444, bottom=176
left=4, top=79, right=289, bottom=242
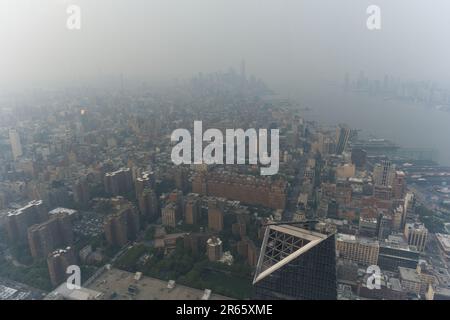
left=207, top=199, right=224, bottom=232
left=104, top=205, right=140, bottom=247
left=377, top=213, right=393, bottom=240
left=6, top=200, right=48, bottom=243
left=104, top=168, right=134, bottom=196
left=184, top=195, right=201, bottom=225
left=161, top=202, right=178, bottom=228
left=335, top=125, right=350, bottom=155
left=73, top=177, right=90, bottom=207
left=404, top=222, right=428, bottom=252
left=373, top=160, right=395, bottom=187
left=207, top=236, right=223, bottom=262
left=47, top=247, right=77, bottom=287
left=9, top=128, right=23, bottom=160
left=28, top=211, right=74, bottom=259
left=138, top=188, right=159, bottom=223
left=393, top=171, right=406, bottom=199
left=135, top=171, right=154, bottom=199
left=253, top=225, right=337, bottom=300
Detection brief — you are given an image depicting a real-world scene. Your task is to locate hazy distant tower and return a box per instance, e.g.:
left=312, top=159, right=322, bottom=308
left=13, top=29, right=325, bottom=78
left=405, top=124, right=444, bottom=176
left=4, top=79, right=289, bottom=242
left=240, top=59, right=246, bottom=81
left=344, top=72, right=350, bottom=91
left=335, top=124, right=350, bottom=155
left=373, top=160, right=395, bottom=187
left=9, top=129, right=23, bottom=160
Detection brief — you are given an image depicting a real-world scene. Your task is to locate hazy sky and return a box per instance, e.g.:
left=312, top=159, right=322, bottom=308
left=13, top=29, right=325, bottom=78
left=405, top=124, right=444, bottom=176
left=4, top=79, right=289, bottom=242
left=0, top=0, right=449, bottom=91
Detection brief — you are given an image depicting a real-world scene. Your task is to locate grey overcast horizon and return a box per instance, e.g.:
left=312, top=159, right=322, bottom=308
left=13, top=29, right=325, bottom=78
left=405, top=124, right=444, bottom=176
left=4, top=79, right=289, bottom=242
left=0, top=0, right=449, bottom=94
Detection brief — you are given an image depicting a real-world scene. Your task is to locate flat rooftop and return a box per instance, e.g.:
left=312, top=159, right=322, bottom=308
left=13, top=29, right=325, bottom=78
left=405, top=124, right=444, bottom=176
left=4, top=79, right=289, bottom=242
left=45, top=283, right=103, bottom=300
left=399, top=267, right=421, bottom=283
left=87, top=268, right=232, bottom=300
left=436, top=233, right=450, bottom=252
left=7, top=200, right=42, bottom=217
left=0, top=278, right=45, bottom=300
left=337, top=233, right=379, bottom=246
left=49, top=207, right=78, bottom=216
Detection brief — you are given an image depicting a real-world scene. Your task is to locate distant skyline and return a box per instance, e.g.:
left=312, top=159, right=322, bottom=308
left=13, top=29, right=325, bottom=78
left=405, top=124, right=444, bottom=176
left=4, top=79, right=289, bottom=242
left=1, top=0, right=449, bottom=93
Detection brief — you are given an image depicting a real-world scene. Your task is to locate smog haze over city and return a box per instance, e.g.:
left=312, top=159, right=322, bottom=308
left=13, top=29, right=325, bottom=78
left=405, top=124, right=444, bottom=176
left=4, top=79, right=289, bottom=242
left=0, top=0, right=450, bottom=307
left=1, top=1, right=450, bottom=88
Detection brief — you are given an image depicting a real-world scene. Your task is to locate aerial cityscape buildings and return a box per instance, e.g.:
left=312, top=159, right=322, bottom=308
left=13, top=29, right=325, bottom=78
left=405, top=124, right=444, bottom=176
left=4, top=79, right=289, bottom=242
left=0, top=66, right=449, bottom=301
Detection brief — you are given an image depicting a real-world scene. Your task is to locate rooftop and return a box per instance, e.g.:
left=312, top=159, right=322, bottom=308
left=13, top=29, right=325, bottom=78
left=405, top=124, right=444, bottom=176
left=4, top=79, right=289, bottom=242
left=7, top=200, right=43, bottom=217
left=49, top=207, right=78, bottom=216
left=399, top=267, right=421, bottom=283
left=436, top=233, right=450, bottom=252
left=0, top=278, right=45, bottom=300
left=45, top=283, right=103, bottom=300
left=337, top=233, right=379, bottom=246
left=87, top=268, right=232, bottom=300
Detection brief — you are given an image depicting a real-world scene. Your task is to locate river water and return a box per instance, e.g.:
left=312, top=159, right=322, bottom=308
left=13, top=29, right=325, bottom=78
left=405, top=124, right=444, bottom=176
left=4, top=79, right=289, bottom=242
left=293, top=85, right=450, bottom=165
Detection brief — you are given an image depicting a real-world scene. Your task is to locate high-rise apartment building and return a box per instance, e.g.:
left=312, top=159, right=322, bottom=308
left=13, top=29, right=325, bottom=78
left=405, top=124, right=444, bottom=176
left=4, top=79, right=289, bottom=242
left=208, top=199, right=224, bottom=232
left=174, top=167, right=188, bottom=193
left=167, top=190, right=183, bottom=216
left=184, top=194, right=201, bottom=225
left=161, top=202, right=178, bottom=228
left=206, top=236, right=223, bottom=262
left=104, top=205, right=140, bottom=247
left=5, top=200, right=48, bottom=243
left=47, top=247, right=77, bottom=287
left=28, top=211, right=74, bottom=258
left=135, top=171, right=154, bottom=199
left=138, top=188, right=159, bottom=223
left=104, top=168, right=134, bottom=196
left=73, top=177, right=90, bottom=207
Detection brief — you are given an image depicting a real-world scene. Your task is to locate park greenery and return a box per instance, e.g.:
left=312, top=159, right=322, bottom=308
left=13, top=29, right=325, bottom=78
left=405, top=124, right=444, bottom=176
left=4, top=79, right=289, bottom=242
left=0, top=254, right=52, bottom=292
left=113, top=240, right=254, bottom=299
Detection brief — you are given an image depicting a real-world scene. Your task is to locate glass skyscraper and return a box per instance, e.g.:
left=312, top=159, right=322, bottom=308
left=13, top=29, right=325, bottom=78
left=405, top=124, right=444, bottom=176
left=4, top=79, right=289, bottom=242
left=253, top=225, right=337, bottom=300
